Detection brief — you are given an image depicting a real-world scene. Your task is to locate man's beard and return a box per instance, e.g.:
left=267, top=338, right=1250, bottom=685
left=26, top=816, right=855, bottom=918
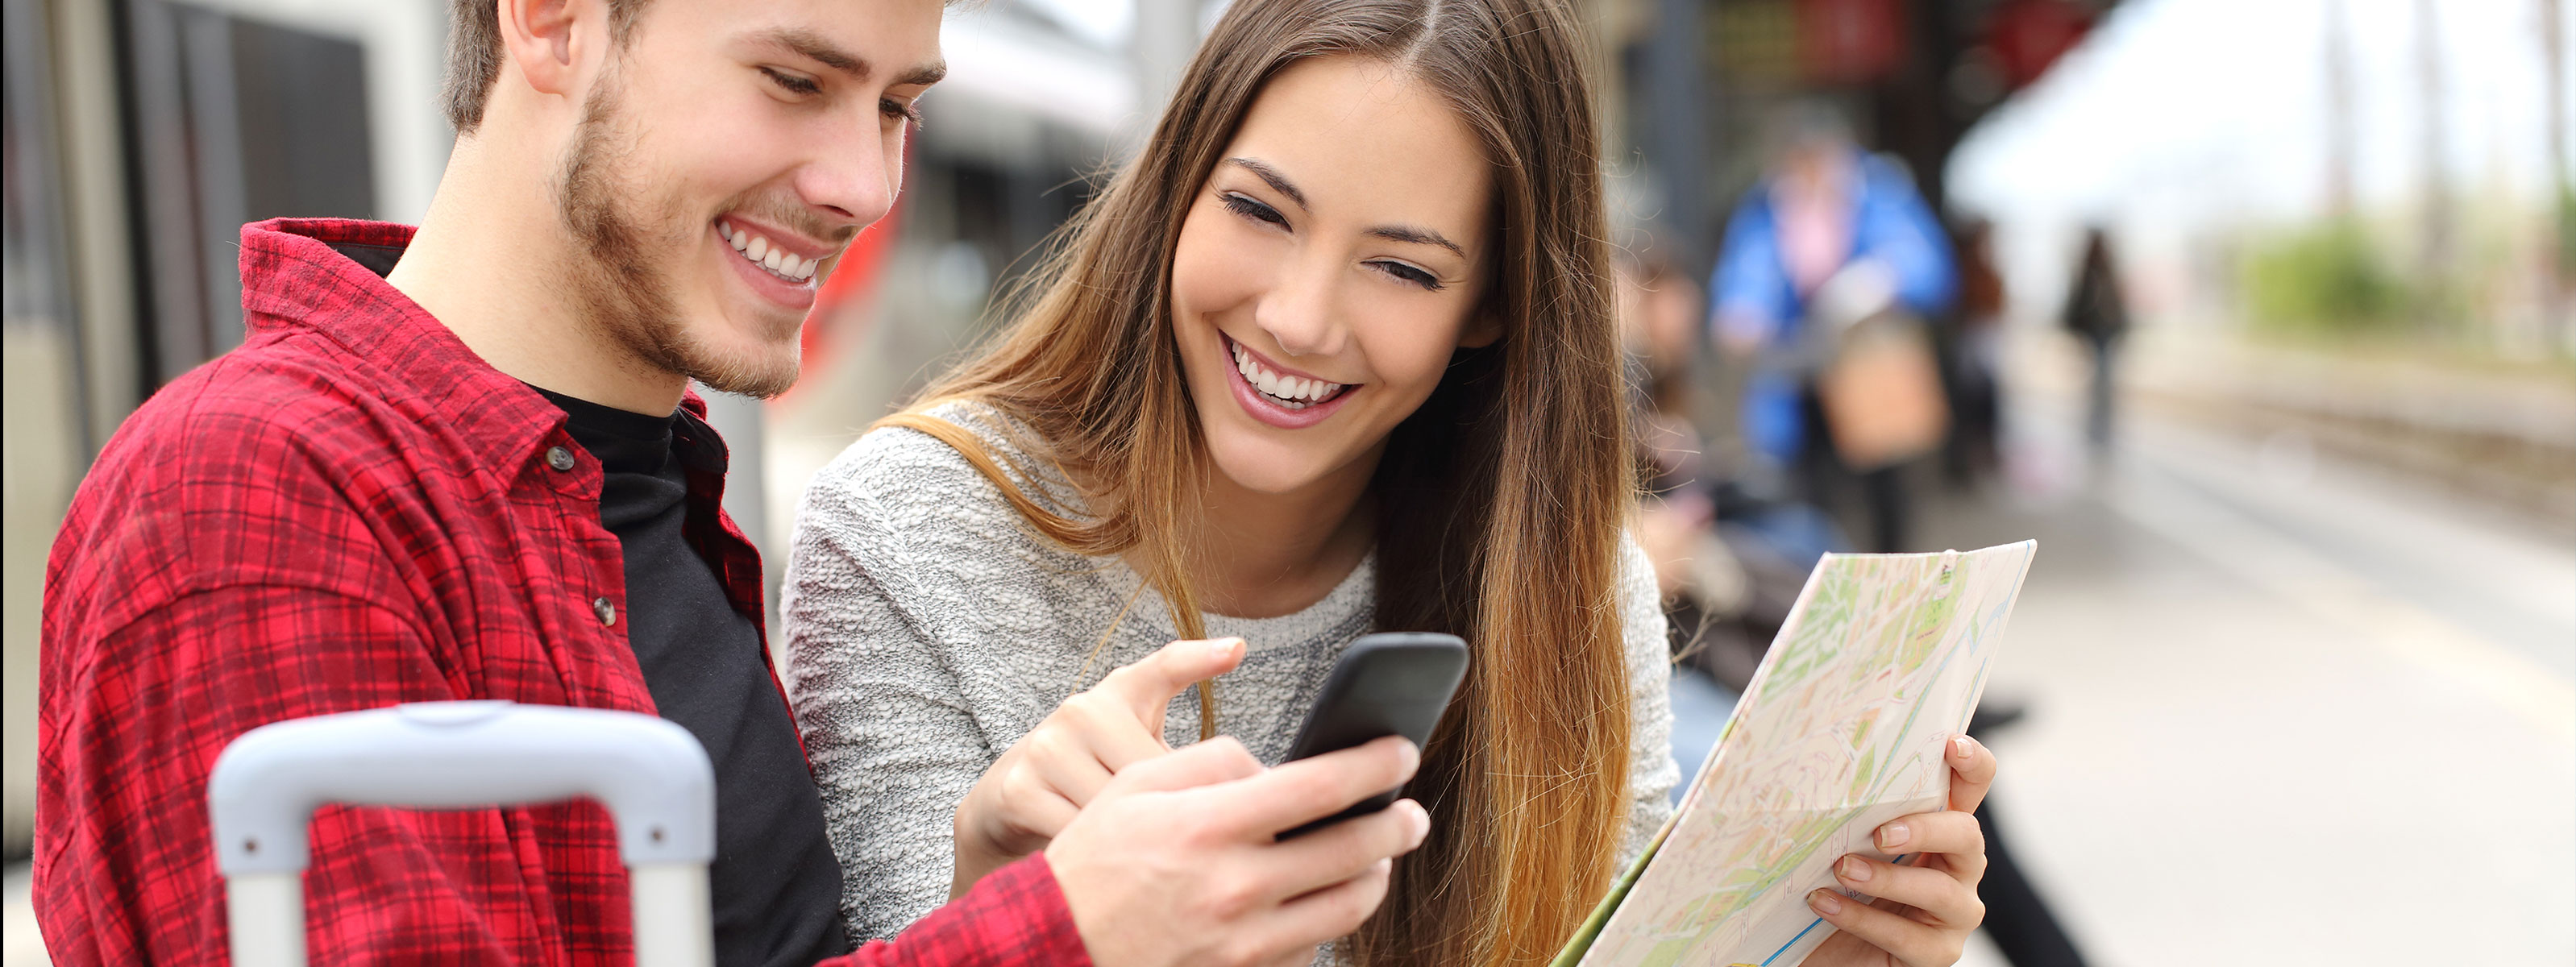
left=555, top=75, right=800, bottom=400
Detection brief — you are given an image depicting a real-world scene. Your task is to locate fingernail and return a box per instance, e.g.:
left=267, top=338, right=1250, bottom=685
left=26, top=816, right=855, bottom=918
left=1876, top=821, right=1909, bottom=850
left=1207, top=637, right=1240, bottom=661
left=1808, top=889, right=1843, bottom=915
left=1839, top=856, right=1872, bottom=882
left=1952, top=735, right=1974, bottom=759
left=1402, top=800, right=1431, bottom=847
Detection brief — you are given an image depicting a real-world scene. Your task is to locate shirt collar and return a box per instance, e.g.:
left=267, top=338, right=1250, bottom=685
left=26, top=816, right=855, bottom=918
left=235, top=218, right=726, bottom=478
left=239, top=218, right=572, bottom=476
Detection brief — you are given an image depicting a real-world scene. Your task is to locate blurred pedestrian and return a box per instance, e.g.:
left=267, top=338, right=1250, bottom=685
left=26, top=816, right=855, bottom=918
left=2063, top=227, right=2129, bottom=454
left=1944, top=217, right=2009, bottom=484
left=1710, top=103, right=1957, bottom=551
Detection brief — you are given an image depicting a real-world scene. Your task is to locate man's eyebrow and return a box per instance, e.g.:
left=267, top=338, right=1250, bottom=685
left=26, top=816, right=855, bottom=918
left=756, top=28, right=869, bottom=78
left=896, top=61, right=947, bottom=87
left=753, top=27, right=946, bottom=87
left=1224, top=157, right=1307, bottom=211
left=1367, top=225, right=1465, bottom=258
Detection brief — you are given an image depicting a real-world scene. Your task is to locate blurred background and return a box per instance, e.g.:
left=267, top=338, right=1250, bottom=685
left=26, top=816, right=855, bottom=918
left=3, top=0, right=2569, bottom=964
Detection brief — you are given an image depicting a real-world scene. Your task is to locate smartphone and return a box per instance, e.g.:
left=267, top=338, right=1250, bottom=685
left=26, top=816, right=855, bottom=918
left=1275, top=632, right=1470, bottom=839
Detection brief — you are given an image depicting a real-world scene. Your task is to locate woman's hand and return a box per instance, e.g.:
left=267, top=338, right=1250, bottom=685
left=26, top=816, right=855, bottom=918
left=1799, top=735, right=2000, bottom=967
left=951, top=637, right=1247, bottom=897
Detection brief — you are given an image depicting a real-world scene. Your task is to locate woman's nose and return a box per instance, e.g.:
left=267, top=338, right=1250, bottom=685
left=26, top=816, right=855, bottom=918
left=1254, top=259, right=1348, bottom=359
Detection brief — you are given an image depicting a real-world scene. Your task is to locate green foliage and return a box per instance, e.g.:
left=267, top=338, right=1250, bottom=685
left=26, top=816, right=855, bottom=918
left=2241, top=220, right=2412, bottom=336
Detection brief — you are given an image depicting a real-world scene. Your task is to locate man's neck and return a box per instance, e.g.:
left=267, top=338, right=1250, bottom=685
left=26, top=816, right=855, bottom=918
left=386, top=135, right=687, bottom=416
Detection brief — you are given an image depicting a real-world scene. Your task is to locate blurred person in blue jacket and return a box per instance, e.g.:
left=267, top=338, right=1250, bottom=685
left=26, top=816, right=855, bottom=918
left=1710, top=104, right=1955, bottom=552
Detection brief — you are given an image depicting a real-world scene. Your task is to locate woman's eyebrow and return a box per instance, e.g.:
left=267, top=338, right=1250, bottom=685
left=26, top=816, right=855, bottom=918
left=1225, top=156, right=1464, bottom=257
left=1367, top=225, right=1465, bottom=258
left=1224, top=157, right=1308, bottom=211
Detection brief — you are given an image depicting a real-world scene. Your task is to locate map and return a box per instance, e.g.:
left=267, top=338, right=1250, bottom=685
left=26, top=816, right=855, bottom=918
left=1558, top=541, right=2038, bottom=967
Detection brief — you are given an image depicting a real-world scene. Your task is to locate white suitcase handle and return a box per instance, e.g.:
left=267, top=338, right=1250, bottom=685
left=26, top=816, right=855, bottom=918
left=208, top=700, right=717, bottom=967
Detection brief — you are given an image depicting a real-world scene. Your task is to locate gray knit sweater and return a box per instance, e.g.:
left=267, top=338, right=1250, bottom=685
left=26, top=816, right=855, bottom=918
left=782, top=402, right=1678, bottom=944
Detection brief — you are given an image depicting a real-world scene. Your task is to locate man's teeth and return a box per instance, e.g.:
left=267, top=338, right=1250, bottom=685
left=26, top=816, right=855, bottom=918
left=719, top=221, right=819, bottom=281
left=1231, top=341, right=1348, bottom=408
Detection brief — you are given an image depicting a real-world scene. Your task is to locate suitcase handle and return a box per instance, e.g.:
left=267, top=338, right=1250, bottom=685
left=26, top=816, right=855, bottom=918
left=209, top=700, right=716, bottom=967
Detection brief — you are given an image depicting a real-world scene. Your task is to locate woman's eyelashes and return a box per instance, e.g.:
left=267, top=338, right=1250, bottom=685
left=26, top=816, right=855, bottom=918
left=1221, top=192, right=1290, bottom=229
left=1219, top=192, right=1447, bottom=292
left=1372, top=260, right=1443, bottom=291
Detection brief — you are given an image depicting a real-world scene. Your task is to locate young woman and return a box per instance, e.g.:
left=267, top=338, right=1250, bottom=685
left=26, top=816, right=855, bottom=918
left=786, top=0, right=1994, bottom=963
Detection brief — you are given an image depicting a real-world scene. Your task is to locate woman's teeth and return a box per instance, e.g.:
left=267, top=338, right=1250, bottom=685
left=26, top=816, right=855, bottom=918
left=719, top=220, right=819, bottom=282
left=1231, top=341, right=1348, bottom=409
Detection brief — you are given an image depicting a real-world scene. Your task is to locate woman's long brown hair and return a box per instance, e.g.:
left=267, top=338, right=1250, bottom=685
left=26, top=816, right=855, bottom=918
left=880, top=0, right=1635, bottom=961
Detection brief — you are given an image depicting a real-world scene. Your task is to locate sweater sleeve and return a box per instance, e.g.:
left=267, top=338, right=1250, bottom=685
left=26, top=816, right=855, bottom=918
left=1614, top=533, right=1681, bottom=869
left=783, top=442, right=1000, bottom=943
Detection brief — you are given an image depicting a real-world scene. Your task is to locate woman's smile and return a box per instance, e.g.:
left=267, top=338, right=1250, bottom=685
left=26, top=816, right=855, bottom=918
left=1221, top=333, right=1361, bottom=428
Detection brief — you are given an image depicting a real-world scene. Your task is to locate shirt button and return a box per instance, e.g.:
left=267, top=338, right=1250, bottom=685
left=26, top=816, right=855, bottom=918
left=592, top=597, right=617, bottom=626
left=546, top=446, right=577, bottom=471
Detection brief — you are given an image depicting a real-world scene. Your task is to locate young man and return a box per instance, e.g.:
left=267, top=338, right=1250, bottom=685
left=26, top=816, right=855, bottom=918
left=34, top=0, right=1428, bottom=964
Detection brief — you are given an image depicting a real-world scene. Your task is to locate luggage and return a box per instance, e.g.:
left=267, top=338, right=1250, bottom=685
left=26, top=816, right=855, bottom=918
left=1816, top=312, right=1950, bottom=471
left=208, top=700, right=717, bottom=967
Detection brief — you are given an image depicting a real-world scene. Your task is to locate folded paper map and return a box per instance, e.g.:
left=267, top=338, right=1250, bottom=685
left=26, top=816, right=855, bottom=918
left=1556, top=541, right=2037, bottom=967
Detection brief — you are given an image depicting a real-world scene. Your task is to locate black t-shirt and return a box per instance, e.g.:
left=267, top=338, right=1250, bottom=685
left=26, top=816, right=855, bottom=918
left=536, top=387, right=852, bottom=966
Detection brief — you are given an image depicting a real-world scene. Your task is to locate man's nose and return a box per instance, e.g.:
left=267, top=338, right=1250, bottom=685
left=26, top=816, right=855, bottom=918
left=1256, top=258, right=1349, bottom=359
left=794, top=116, right=901, bottom=233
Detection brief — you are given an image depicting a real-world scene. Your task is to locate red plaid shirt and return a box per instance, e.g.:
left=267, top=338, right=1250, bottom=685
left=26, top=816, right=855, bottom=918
left=37, top=218, right=1091, bottom=966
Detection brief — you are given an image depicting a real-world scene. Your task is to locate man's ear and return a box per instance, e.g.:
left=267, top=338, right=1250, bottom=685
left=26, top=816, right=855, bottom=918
left=497, top=0, right=607, bottom=102
left=1457, top=310, right=1503, bottom=350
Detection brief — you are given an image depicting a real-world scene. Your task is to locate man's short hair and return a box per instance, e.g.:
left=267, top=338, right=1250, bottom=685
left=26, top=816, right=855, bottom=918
left=442, top=0, right=649, bottom=134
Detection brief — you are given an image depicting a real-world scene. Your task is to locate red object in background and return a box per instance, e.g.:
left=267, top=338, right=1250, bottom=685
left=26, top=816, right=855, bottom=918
left=784, top=148, right=906, bottom=405
left=1797, top=0, right=1907, bottom=85
left=806, top=189, right=900, bottom=361
left=814, top=193, right=900, bottom=317
left=1984, top=0, right=2096, bottom=89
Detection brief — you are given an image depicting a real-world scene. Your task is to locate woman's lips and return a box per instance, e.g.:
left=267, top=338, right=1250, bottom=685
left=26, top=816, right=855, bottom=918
left=1223, top=334, right=1359, bottom=430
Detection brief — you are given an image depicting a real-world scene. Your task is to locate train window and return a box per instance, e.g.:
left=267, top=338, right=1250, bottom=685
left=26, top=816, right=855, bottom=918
left=122, top=0, right=377, bottom=385
left=7, top=0, right=90, bottom=859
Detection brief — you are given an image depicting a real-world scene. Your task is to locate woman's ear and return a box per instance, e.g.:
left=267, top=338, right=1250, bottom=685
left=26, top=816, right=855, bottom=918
left=496, top=0, right=606, bottom=101
left=1457, top=311, right=1503, bottom=350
